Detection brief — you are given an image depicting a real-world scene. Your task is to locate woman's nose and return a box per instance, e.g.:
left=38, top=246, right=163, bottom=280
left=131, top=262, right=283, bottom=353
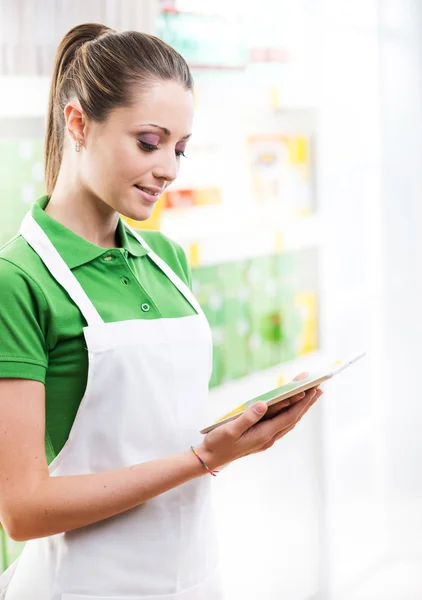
left=152, top=150, right=179, bottom=183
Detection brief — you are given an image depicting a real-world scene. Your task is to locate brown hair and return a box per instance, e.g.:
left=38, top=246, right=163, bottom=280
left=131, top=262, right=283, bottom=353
left=45, top=23, right=193, bottom=195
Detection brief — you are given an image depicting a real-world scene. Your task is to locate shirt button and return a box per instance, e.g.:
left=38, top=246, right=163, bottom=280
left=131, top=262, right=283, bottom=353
left=120, top=277, right=129, bottom=286
left=103, top=255, right=113, bottom=262
left=141, top=303, right=151, bottom=312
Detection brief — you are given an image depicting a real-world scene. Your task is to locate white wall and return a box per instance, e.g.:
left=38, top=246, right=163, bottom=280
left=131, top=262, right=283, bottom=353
left=379, top=0, right=422, bottom=560
left=311, top=1, right=386, bottom=597
left=316, top=1, right=422, bottom=597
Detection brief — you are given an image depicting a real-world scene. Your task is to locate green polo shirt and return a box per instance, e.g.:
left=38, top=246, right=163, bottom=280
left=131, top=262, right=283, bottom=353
left=0, top=196, right=196, bottom=464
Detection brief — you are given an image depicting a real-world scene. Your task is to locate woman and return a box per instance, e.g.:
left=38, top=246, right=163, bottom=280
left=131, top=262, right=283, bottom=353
left=0, top=23, right=321, bottom=599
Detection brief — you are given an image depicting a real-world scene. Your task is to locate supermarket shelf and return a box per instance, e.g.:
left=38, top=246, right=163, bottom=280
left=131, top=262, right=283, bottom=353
left=0, top=76, right=314, bottom=118
left=161, top=204, right=321, bottom=240
left=161, top=208, right=323, bottom=266
left=206, top=350, right=326, bottom=424
left=185, top=228, right=320, bottom=266
left=0, top=77, right=50, bottom=119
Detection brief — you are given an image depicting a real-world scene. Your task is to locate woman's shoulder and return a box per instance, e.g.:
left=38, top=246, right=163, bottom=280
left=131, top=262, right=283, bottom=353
left=0, top=234, right=37, bottom=277
left=0, top=234, right=51, bottom=312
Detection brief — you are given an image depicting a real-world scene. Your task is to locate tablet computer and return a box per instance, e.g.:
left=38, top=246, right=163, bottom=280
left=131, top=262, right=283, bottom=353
left=200, top=352, right=366, bottom=434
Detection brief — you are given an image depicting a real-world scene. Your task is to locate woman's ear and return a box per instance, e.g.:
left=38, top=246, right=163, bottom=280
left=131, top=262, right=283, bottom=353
left=64, top=101, right=87, bottom=145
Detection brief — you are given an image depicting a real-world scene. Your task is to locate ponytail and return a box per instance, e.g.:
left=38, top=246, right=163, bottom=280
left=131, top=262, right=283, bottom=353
left=44, top=23, right=111, bottom=195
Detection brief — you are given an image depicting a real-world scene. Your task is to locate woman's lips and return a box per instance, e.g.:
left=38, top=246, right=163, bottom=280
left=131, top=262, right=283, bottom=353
left=134, top=185, right=160, bottom=204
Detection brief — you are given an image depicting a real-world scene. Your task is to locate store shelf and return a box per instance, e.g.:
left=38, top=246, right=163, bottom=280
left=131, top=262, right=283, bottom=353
left=160, top=208, right=322, bottom=266
left=0, top=77, right=49, bottom=119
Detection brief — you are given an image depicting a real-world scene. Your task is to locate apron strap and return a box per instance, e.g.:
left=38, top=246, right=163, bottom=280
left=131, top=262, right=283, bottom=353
left=124, top=223, right=204, bottom=316
left=20, top=213, right=104, bottom=327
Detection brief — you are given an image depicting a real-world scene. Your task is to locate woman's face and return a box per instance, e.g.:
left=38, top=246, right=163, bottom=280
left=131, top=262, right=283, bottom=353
left=78, top=80, right=194, bottom=221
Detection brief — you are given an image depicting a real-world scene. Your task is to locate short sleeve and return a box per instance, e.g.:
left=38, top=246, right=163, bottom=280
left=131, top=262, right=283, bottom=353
left=0, top=258, right=49, bottom=382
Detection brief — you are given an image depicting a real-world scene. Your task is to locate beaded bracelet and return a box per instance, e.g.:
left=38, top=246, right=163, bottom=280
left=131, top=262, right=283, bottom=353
left=190, top=446, right=219, bottom=477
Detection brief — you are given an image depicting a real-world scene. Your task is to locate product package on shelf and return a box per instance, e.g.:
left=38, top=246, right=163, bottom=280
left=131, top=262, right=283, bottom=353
left=191, top=264, right=226, bottom=388
left=248, top=134, right=314, bottom=217
left=0, top=139, right=45, bottom=245
left=191, top=247, right=320, bottom=389
left=219, top=260, right=253, bottom=382
left=157, top=8, right=248, bottom=70
left=162, top=187, right=222, bottom=209
left=277, top=249, right=319, bottom=359
left=294, top=291, right=319, bottom=355
left=246, top=254, right=282, bottom=371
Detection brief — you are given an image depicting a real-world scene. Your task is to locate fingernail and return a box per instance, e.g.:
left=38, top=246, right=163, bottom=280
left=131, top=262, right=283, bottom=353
left=255, top=402, right=266, bottom=414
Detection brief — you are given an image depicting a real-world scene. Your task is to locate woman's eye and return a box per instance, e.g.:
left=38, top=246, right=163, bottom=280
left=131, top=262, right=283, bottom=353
left=139, top=141, right=158, bottom=152
left=138, top=139, right=187, bottom=158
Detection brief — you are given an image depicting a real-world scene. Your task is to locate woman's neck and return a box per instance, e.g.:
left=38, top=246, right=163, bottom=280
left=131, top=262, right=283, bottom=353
left=46, top=176, right=120, bottom=249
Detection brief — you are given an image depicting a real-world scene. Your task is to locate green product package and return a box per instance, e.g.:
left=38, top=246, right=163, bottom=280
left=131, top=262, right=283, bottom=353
left=246, top=255, right=283, bottom=371
left=191, top=250, right=320, bottom=387
left=191, top=265, right=226, bottom=387
left=209, top=334, right=225, bottom=389
left=222, top=298, right=252, bottom=382
left=218, top=261, right=253, bottom=382
left=191, top=265, right=224, bottom=325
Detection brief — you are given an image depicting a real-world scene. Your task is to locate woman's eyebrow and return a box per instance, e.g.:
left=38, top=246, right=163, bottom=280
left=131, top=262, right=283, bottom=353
left=140, top=123, right=192, bottom=140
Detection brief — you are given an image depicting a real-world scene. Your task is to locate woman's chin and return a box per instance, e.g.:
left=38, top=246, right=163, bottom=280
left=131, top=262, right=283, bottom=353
left=121, top=202, right=155, bottom=223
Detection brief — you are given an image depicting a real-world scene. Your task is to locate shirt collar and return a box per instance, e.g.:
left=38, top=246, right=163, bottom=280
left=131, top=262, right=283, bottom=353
left=31, top=196, right=148, bottom=269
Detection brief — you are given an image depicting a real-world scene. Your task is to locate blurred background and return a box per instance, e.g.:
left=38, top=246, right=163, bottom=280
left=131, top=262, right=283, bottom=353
left=1, top=0, right=421, bottom=598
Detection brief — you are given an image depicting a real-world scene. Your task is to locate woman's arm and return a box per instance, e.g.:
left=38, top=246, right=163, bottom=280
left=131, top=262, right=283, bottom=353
left=0, top=379, right=208, bottom=541
left=0, top=378, right=319, bottom=542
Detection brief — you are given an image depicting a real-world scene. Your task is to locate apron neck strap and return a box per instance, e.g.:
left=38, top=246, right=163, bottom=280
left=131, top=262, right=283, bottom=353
left=20, top=213, right=104, bottom=327
left=124, top=223, right=203, bottom=316
left=20, top=213, right=203, bottom=324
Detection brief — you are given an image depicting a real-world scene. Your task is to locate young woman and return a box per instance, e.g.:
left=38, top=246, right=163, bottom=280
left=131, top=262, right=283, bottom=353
left=0, top=23, right=321, bottom=600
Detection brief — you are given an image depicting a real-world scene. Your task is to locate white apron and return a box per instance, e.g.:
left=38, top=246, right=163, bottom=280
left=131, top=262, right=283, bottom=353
left=0, top=213, right=222, bottom=600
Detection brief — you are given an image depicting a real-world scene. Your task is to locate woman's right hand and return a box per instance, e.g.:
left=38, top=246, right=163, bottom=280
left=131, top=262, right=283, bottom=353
left=197, top=387, right=322, bottom=471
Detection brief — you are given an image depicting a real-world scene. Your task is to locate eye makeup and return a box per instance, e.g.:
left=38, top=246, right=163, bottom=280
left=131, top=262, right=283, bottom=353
left=138, top=133, right=160, bottom=146
left=175, top=142, right=188, bottom=158
left=137, top=133, right=160, bottom=152
left=137, top=132, right=189, bottom=158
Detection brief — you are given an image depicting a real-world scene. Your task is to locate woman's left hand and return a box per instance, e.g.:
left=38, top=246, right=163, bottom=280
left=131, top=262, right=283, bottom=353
left=263, top=372, right=319, bottom=420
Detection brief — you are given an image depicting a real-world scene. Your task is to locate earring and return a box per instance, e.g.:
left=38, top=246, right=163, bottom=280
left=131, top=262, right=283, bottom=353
left=75, top=140, right=82, bottom=152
